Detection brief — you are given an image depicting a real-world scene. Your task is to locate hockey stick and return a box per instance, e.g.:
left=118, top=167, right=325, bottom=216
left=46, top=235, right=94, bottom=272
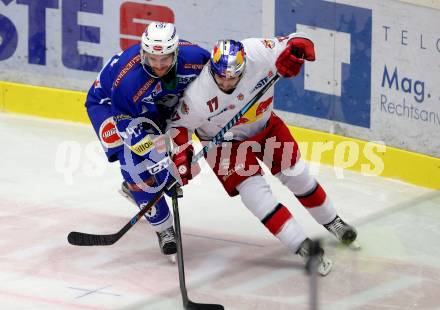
left=171, top=186, right=224, bottom=310
left=67, top=71, right=281, bottom=247
left=192, top=44, right=307, bottom=162
left=67, top=187, right=167, bottom=246
left=192, top=72, right=280, bottom=163
left=307, top=239, right=321, bottom=310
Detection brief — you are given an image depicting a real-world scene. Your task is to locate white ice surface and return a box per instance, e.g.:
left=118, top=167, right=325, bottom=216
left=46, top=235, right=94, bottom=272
left=0, top=113, right=439, bottom=309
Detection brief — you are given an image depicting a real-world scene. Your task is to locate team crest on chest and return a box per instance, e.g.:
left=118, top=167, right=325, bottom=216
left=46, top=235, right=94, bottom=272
left=261, top=39, right=275, bottom=49
left=237, top=93, right=244, bottom=101
left=141, top=82, right=163, bottom=104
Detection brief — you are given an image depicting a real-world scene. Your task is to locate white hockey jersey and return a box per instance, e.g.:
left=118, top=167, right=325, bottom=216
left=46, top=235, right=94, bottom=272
left=168, top=33, right=305, bottom=141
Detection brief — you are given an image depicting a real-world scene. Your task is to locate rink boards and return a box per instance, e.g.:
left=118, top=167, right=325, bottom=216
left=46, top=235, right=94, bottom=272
left=0, top=80, right=438, bottom=190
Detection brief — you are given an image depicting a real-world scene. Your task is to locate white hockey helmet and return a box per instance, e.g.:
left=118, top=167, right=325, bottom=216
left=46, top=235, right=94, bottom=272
left=141, top=22, right=179, bottom=55
left=140, top=22, right=179, bottom=77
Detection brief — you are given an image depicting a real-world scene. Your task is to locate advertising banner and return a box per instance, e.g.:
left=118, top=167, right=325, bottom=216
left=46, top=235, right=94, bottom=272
left=275, top=0, right=440, bottom=157
left=0, top=0, right=262, bottom=90
left=1, top=0, right=439, bottom=157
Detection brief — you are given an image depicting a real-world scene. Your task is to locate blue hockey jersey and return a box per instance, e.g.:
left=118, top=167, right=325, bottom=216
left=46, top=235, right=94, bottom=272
left=85, top=41, right=210, bottom=163
left=111, top=42, right=210, bottom=161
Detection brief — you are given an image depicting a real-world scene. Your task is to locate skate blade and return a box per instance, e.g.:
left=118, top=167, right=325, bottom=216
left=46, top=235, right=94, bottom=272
left=348, top=241, right=361, bottom=251
left=167, top=254, right=176, bottom=264
left=318, top=256, right=333, bottom=276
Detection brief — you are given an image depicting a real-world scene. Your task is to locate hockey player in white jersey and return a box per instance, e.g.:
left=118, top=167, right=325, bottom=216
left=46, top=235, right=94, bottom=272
left=167, top=34, right=358, bottom=276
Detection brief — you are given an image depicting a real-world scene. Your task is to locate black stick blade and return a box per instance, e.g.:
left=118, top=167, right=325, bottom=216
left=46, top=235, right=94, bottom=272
left=185, top=300, right=224, bottom=310
left=67, top=231, right=119, bottom=246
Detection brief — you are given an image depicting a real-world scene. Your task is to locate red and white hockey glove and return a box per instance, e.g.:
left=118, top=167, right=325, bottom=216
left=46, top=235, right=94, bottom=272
left=170, top=127, right=200, bottom=186
left=276, top=37, right=316, bottom=78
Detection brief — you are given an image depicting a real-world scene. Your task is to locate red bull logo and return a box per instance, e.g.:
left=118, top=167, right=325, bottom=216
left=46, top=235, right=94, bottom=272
left=235, top=117, right=250, bottom=126
left=256, top=97, right=273, bottom=116
left=234, top=96, right=273, bottom=127
left=261, top=39, right=275, bottom=49
left=236, top=49, right=244, bottom=66
left=212, top=46, right=221, bottom=63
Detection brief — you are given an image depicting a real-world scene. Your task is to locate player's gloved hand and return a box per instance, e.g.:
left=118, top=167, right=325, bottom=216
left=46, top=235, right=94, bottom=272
left=276, top=37, right=315, bottom=78
left=153, top=165, right=178, bottom=196
left=172, top=145, right=199, bottom=186
left=170, top=127, right=200, bottom=186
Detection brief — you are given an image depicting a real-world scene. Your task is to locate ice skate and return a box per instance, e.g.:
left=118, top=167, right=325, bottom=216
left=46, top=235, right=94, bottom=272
left=119, top=181, right=136, bottom=205
left=296, top=238, right=333, bottom=276
left=324, top=215, right=360, bottom=250
left=156, top=226, right=177, bottom=263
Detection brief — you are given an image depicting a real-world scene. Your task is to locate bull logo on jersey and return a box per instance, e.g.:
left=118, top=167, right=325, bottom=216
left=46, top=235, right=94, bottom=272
left=256, top=97, right=273, bottom=115
left=261, top=39, right=275, bottom=49
left=234, top=97, right=274, bottom=126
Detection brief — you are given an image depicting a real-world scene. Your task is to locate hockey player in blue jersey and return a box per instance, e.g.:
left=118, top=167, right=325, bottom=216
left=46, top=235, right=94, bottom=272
left=85, top=22, right=210, bottom=258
